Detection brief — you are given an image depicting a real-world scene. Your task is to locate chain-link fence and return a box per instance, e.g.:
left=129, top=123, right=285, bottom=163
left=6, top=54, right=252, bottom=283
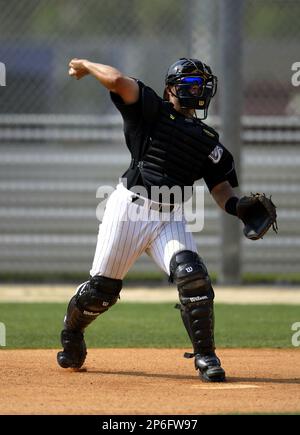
left=0, top=0, right=300, bottom=282
left=1, top=0, right=299, bottom=116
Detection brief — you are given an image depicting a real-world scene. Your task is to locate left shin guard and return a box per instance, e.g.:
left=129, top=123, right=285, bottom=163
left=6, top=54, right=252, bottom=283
left=179, top=298, right=215, bottom=355
left=170, top=250, right=215, bottom=355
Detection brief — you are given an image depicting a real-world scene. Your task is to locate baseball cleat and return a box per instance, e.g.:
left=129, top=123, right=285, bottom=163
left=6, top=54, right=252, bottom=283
left=57, top=329, right=87, bottom=369
left=194, top=353, right=226, bottom=382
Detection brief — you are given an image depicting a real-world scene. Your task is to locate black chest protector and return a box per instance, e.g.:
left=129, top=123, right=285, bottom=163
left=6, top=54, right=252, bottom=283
left=130, top=87, right=219, bottom=196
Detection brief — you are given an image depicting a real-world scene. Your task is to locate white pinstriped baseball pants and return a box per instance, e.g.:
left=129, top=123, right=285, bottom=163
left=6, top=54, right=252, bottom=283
left=90, top=183, right=198, bottom=279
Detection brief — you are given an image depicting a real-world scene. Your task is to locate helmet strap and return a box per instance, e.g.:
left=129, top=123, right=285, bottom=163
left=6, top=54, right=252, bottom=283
left=169, top=88, right=179, bottom=99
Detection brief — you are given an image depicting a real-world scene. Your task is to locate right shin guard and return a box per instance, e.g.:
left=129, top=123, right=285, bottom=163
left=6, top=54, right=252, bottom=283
left=64, top=294, right=98, bottom=332
left=64, top=276, right=122, bottom=332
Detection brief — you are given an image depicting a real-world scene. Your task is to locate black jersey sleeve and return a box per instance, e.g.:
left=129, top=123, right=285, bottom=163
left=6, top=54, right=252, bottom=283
left=203, top=143, right=239, bottom=192
left=110, top=79, right=161, bottom=126
left=110, top=79, right=143, bottom=126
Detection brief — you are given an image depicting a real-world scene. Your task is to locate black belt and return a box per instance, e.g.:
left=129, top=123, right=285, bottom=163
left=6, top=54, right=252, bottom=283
left=131, top=195, right=175, bottom=213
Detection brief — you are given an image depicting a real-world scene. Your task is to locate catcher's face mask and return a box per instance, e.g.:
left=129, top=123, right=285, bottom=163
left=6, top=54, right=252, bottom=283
left=165, top=58, right=218, bottom=119
left=172, top=74, right=217, bottom=112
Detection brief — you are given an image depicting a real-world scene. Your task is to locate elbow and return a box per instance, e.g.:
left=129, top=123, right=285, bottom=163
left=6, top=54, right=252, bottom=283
left=111, top=74, right=127, bottom=93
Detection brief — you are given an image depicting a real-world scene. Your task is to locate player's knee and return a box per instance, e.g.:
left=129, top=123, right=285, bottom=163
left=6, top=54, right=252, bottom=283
left=169, top=250, right=214, bottom=304
left=75, top=275, right=122, bottom=314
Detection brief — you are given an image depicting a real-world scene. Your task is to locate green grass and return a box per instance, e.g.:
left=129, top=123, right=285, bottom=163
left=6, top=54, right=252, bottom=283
left=0, top=302, right=299, bottom=349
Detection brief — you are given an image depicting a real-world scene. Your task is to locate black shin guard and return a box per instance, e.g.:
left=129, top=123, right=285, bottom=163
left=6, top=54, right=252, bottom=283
left=170, top=250, right=215, bottom=355
left=180, top=299, right=215, bottom=355
left=64, top=276, right=122, bottom=332
left=58, top=276, right=122, bottom=369
left=64, top=295, right=99, bottom=332
left=171, top=250, right=225, bottom=381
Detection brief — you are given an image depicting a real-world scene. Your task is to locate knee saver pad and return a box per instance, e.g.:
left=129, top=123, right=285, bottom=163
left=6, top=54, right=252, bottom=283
left=169, top=250, right=214, bottom=303
left=75, top=275, right=122, bottom=314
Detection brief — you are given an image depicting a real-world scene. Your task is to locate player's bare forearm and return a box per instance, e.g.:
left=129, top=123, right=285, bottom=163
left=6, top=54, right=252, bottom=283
left=211, top=181, right=238, bottom=211
left=68, top=58, right=139, bottom=104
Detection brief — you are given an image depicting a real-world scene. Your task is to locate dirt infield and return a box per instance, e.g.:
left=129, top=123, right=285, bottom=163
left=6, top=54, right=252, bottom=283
left=1, top=348, right=300, bottom=414
left=1, top=284, right=300, bottom=303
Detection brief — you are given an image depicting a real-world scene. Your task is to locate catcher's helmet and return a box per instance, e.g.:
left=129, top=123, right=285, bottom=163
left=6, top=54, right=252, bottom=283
left=165, top=58, right=217, bottom=118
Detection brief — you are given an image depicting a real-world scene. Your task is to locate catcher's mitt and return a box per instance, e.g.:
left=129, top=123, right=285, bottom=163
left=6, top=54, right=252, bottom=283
left=236, top=193, right=278, bottom=240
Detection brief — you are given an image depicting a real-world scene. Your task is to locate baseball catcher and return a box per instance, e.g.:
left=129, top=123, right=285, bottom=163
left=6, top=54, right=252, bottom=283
left=57, top=57, right=278, bottom=382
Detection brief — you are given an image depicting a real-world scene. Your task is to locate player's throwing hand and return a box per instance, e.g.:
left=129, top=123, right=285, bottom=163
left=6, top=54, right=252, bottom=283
left=69, top=58, right=90, bottom=80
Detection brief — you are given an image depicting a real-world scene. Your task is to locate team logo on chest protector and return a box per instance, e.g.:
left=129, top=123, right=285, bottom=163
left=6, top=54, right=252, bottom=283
left=208, top=145, right=223, bottom=164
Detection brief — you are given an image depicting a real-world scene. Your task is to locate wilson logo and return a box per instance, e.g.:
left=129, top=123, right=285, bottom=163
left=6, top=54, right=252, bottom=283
left=83, top=310, right=99, bottom=316
left=190, top=296, right=208, bottom=302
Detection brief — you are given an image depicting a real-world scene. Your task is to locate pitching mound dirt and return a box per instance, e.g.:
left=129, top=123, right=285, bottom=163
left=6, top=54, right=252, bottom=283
left=1, top=348, right=300, bottom=414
